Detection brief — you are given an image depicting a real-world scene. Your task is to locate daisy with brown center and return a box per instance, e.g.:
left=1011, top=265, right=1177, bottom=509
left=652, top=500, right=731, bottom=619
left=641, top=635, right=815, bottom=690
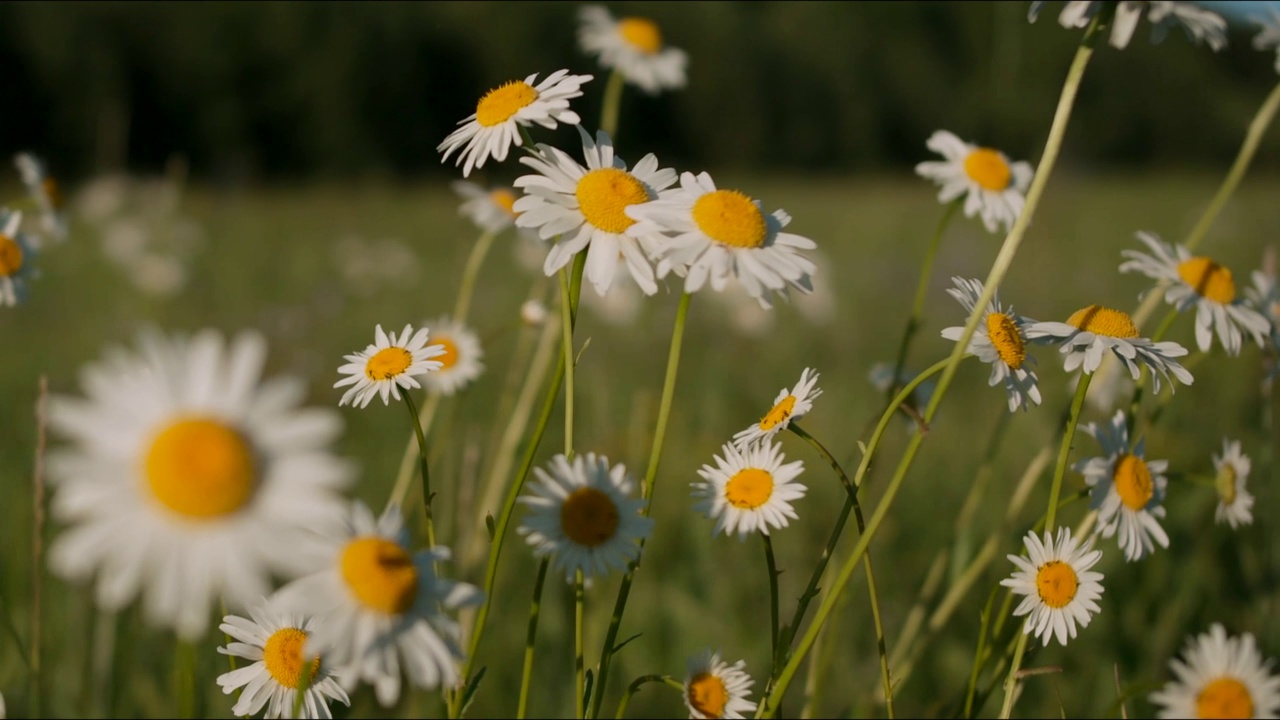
left=731, top=367, right=822, bottom=449
left=437, top=69, right=593, bottom=178
left=1029, top=1, right=1227, bottom=51
left=692, top=439, right=806, bottom=539
left=451, top=180, right=525, bottom=235
left=1000, top=527, right=1105, bottom=647
left=0, top=209, right=37, bottom=307
left=14, top=152, right=68, bottom=244
left=334, top=323, right=445, bottom=409
left=940, top=276, right=1043, bottom=412
left=682, top=649, right=758, bottom=719
left=1073, top=409, right=1170, bottom=562
left=914, top=130, right=1034, bottom=234
left=1212, top=438, right=1255, bottom=530
left=577, top=6, right=688, bottom=95
left=417, top=316, right=484, bottom=396
left=1149, top=623, right=1280, bottom=719
left=1025, top=304, right=1193, bottom=393
left=513, top=126, right=677, bottom=296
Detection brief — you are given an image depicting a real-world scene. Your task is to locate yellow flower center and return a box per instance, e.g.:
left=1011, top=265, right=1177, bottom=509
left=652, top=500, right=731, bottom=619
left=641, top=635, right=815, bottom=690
left=692, top=190, right=767, bottom=249
left=145, top=417, right=256, bottom=519
left=963, top=148, right=1012, bottom=191
left=491, top=189, right=518, bottom=218
left=687, top=672, right=729, bottom=718
left=365, top=346, right=412, bottom=381
left=1034, top=560, right=1078, bottom=609
left=986, top=312, right=1026, bottom=369
left=575, top=168, right=650, bottom=234
left=1113, top=454, right=1154, bottom=511
left=1196, top=677, right=1253, bottom=719
left=1177, top=256, right=1236, bottom=304
left=618, top=17, right=663, bottom=54
left=340, top=537, right=419, bottom=615
left=758, top=395, right=797, bottom=432
left=475, top=80, right=539, bottom=128
left=560, top=487, right=621, bottom=548
left=263, top=627, right=321, bottom=690
left=1066, top=305, right=1140, bottom=339
left=434, top=336, right=460, bottom=370
left=42, top=177, right=63, bottom=210
left=725, top=468, right=774, bottom=510
left=0, top=234, right=24, bottom=277
left=1215, top=462, right=1238, bottom=507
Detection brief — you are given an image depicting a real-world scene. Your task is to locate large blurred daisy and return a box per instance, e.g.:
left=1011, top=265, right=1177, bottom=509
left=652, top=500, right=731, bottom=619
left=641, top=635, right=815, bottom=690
left=915, top=130, right=1033, bottom=234
left=1026, top=303, right=1193, bottom=393
left=1074, top=409, right=1170, bottom=562
left=418, top=316, right=484, bottom=396
left=451, top=180, right=523, bottom=235
left=940, top=276, right=1042, bottom=412
left=1000, top=527, right=1105, bottom=647
left=1149, top=623, right=1280, bottom=719
left=0, top=209, right=37, bottom=307
left=334, top=323, right=445, bottom=409
left=1029, top=1, right=1227, bottom=51
left=692, top=439, right=806, bottom=538
left=683, top=649, right=757, bottom=719
left=577, top=6, right=687, bottom=95
left=1213, top=438, right=1255, bottom=530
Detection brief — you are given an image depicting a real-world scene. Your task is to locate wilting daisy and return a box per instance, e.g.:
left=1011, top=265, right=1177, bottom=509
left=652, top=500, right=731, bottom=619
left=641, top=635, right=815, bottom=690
left=940, top=276, right=1042, bottom=412
left=915, top=130, right=1033, bottom=234
left=0, top=209, right=36, bottom=307
left=625, top=171, right=817, bottom=308
left=1149, top=623, right=1280, bottom=719
left=273, top=502, right=481, bottom=707
left=513, top=127, right=677, bottom=296
left=437, top=69, right=593, bottom=178
left=1120, top=231, right=1269, bottom=356
left=517, top=452, right=652, bottom=582
left=1000, top=527, right=1105, bottom=647
left=334, top=323, right=445, bottom=409
left=14, top=152, right=68, bottom=244
left=418, top=316, right=484, bottom=396
left=1025, top=304, right=1193, bottom=393
left=1029, top=1, right=1227, bottom=51
left=731, top=367, right=822, bottom=449
left=693, top=439, right=806, bottom=539
left=451, top=180, right=523, bottom=234
left=1074, top=409, right=1170, bottom=562
left=45, top=329, right=353, bottom=639
left=1212, top=439, right=1255, bottom=530
left=577, top=6, right=688, bottom=95
left=217, top=603, right=350, bottom=719
left=683, top=649, right=757, bottom=720
left=1254, top=6, right=1280, bottom=73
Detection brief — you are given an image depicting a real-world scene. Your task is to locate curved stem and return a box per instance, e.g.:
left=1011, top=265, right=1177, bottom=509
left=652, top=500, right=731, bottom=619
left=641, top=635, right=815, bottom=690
left=454, top=229, right=498, bottom=323
left=600, top=70, right=626, bottom=140
left=517, top=558, right=550, bottom=719
left=576, top=570, right=586, bottom=719
left=614, top=675, right=683, bottom=719
left=388, top=392, right=442, bottom=512
left=402, top=391, right=437, bottom=551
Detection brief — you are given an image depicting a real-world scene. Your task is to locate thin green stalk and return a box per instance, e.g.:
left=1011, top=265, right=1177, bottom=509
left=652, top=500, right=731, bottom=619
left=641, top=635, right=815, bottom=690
left=1150, top=307, right=1180, bottom=344
left=293, top=661, right=314, bottom=718
left=964, top=588, right=1000, bottom=719
left=402, top=391, right=437, bottom=551
left=600, top=69, right=626, bottom=140
left=762, top=534, right=780, bottom=666
left=615, top=675, right=683, bottom=719
left=219, top=597, right=237, bottom=673
left=561, top=266, right=577, bottom=459
left=998, top=633, right=1031, bottom=719
left=576, top=569, right=587, bottom=720
left=517, top=559, right=551, bottom=719
left=388, top=392, right=441, bottom=512
left=454, top=229, right=498, bottom=322
left=176, top=640, right=196, bottom=719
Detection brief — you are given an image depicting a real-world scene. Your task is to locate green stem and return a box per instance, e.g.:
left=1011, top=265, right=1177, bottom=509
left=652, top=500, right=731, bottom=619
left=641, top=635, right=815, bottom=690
left=454, top=229, right=499, bottom=323
left=561, top=266, right=577, bottom=459
left=600, top=69, right=626, bottom=140
left=176, top=640, right=196, bottom=719
left=998, top=633, right=1031, bottom=719
left=402, top=391, right=437, bottom=551
left=576, top=569, right=586, bottom=720
left=614, top=675, right=683, bottom=719
left=517, top=558, right=550, bottom=719
left=1151, top=307, right=1180, bottom=344
left=762, top=534, right=780, bottom=667
left=388, top=392, right=442, bottom=513
left=963, top=588, right=999, bottom=719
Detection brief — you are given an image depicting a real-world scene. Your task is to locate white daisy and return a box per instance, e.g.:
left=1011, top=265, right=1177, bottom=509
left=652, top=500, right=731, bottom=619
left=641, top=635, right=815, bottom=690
left=940, top=276, right=1043, bottom=412
left=513, top=126, right=677, bottom=296
left=1025, top=304, right=1193, bottom=394
left=624, top=171, right=817, bottom=309
left=0, top=209, right=37, bottom=307
left=14, top=152, right=68, bottom=244
left=1074, top=409, right=1170, bottom=562
left=1120, top=231, right=1270, bottom=356
left=1254, top=6, right=1280, bottom=74
left=216, top=602, right=350, bottom=719
left=731, top=367, right=822, bottom=449
left=517, top=452, right=653, bottom=583
left=334, top=323, right=445, bottom=409
left=914, top=130, right=1034, bottom=234
left=451, top=180, right=524, bottom=234
left=1149, top=623, right=1280, bottom=719
left=1213, top=438, right=1255, bottom=530
left=577, top=6, right=688, bottom=95
left=692, top=439, right=806, bottom=539
left=437, top=69, right=593, bottom=178
left=417, top=316, right=484, bottom=396
left=45, top=329, right=354, bottom=639
left=683, top=649, right=757, bottom=720
left=999, top=527, right=1105, bottom=647
left=1029, top=1, right=1227, bottom=51
left=273, top=502, right=482, bottom=707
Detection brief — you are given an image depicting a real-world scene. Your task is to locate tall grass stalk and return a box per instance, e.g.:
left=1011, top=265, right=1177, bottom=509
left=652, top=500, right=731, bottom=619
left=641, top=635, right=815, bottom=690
left=517, top=558, right=550, bottom=719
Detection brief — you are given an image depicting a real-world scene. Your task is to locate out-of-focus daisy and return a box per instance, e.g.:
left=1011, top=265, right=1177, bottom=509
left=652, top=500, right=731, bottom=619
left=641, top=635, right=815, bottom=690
left=517, top=452, right=652, bottom=582
left=274, top=502, right=481, bottom=707
left=520, top=298, right=548, bottom=327
left=1254, top=6, right=1280, bottom=73
left=577, top=6, right=687, bottom=95
left=915, top=130, right=1033, bottom=234
left=418, top=316, right=484, bottom=396
left=217, top=602, right=350, bottom=719
left=1212, top=439, right=1255, bottom=530
left=1149, top=623, right=1280, bottom=719
left=731, top=368, right=822, bottom=449
left=1077, top=356, right=1136, bottom=413
left=1025, top=304, right=1193, bottom=393
left=625, top=171, right=817, bottom=309
left=580, top=265, right=644, bottom=326
left=1245, top=257, right=1280, bottom=347
left=683, top=649, right=757, bottom=720
left=0, top=209, right=37, bottom=307
left=1074, top=409, right=1170, bottom=562
left=14, top=152, right=68, bottom=244
left=437, top=69, right=593, bottom=178
left=45, top=329, right=353, bottom=639
left=940, top=276, right=1042, bottom=412
left=1000, top=527, right=1105, bottom=647
left=452, top=180, right=524, bottom=235
left=1120, top=231, right=1269, bottom=356
left=1029, top=1, right=1227, bottom=51
left=334, top=323, right=445, bottom=409
left=692, top=439, right=806, bottom=539
left=513, top=127, right=677, bottom=296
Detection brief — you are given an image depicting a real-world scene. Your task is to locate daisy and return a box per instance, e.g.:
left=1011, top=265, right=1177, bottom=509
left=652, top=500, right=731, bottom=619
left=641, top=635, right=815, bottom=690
left=517, top=452, right=653, bottom=582
left=1213, top=439, right=1255, bottom=530
left=731, top=367, right=822, bottom=449
left=940, top=276, right=1042, bottom=412
left=1149, top=623, right=1280, bottom=719
left=1074, top=409, right=1170, bottom=562
left=418, top=316, right=484, bottom=396
left=513, top=126, right=677, bottom=296
left=915, top=130, right=1034, bottom=234
left=1025, top=304, right=1193, bottom=393
left=0, top=209, right=37, bottom=307
left=1029, top=1, right=1227, bottom=51
left=273, top=502, right=482, bottom=707
left=683, top=649, right=757, bottom=720
left=1000, top=527, right=1105, bottom=647
left=692, top=439, right=806, bottom=539
left=216, top=602, right=350, bottom=719
left=1120, top=231, right=1269, bottom=356
left=1254, top=6, right=1280, bottom=74
left=1245, top=262, right=1280, bottom=347
left=577, top=6, right=688, bottom=95
left=45, top=329, right=354, bottom=639
left=14, top=152, right=68, bottom=244
left=437, top=69, right=593, bottom=178
left=625, top=171, right=817, bottom=309
left=451, top=180, right=524, bottom=235
left=334, top=323, right=445, bottom=409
